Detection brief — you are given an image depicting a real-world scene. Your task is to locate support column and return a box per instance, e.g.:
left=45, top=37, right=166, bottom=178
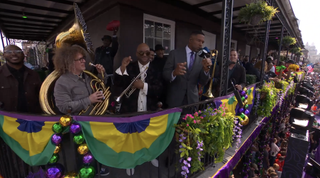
left=277, top=26, right=284, bottom=65
left=259, top=21, right=271, bottom=83
left=260, top=0, right=273, bottom=85
left=0, top=30, right=5, bottom=51
left=219, top=0, right=234, bottom=96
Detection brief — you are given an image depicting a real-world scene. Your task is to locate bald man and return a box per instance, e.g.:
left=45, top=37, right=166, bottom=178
left=113, top=43, right=162, bottom=175
left=114, top=43, right=163, bottom=113
left=0, top=45, right=42, bottom=113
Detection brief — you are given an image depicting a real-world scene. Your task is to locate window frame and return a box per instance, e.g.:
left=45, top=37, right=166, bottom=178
left=143, top=14, right=175, bottom=55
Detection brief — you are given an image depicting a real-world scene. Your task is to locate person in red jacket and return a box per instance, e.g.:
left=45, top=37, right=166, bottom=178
left=275, top=156, right=285, bottom=171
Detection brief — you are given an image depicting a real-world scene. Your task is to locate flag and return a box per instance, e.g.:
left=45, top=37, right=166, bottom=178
left=77, top=108, right=181, bottom=169
left=214, top=85, right=256, bottom=114
left=0, top=113, right=56, bottom=166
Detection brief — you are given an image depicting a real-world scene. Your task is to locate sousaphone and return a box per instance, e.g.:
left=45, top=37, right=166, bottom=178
left=39, top=3, right=111, bottom=115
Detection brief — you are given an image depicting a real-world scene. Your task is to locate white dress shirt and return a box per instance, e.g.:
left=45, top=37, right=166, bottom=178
left=115, top=61, right=149, bottom=112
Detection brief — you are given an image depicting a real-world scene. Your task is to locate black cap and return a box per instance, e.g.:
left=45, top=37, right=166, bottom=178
left=286, top=59, right=294, bottom=64
left=155, top=44, right=164, bottom=51
left=101, top=35, right=112, bottom=41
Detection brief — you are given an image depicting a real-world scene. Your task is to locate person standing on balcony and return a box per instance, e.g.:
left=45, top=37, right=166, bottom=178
left=152, top=44, right=167, bottom=71
left=0, top=45, right=42, bottom=113
left=163, top=31, right=212, bottom=109
left=113, top=43, right=162, bottom=175
left=94, top=28, right=119, bottom=86
left=213, top=49, right=246, bottom=92
left=152, top=44, right=168, bottom=108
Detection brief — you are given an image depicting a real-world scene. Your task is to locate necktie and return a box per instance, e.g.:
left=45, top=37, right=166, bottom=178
left=189, top=51, right=195, bottom=71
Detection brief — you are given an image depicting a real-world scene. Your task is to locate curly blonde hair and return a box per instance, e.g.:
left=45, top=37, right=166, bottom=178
left=53, top=44, right=86, bottom=74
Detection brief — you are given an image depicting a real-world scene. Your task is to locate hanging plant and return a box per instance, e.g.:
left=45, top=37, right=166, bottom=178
left=296, top=51, right=303, bottom=56
left=238, top=0, right=278, bottom=25
left=289, top=47, right=301, bottom=54
left=281, top=36, right=296, bottom=48
left=256, top=82, right=279, bottom=117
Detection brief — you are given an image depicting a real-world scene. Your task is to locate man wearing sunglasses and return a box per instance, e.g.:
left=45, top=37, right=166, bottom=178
left=114, top=43, right=163, bottom=114
left=114, top=43, right=163, bottom=175
left=0, top=45, right=42, bottom=113
left=163, top=31, right=212, bottom=109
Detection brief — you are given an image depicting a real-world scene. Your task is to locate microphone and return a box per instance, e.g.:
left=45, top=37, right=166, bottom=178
left=198, top=47, right=211, bottom=69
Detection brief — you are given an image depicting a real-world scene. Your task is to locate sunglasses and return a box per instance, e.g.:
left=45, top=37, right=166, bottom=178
left=138, top=51, right=150, bottom=56
left=74, top=56, right=86, bottom=62
left=4, top=50, right=23, bottom=54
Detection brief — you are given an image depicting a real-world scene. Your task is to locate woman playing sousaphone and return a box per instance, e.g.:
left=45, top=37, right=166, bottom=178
left=53, top=44, right=109, bottom=115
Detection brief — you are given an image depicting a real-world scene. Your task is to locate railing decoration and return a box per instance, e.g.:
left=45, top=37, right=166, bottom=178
left=0, top=108, right=182, bottom=177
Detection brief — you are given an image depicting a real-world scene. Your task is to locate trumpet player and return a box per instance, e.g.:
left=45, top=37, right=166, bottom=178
left=114, top=43, right=163, bottom=114
left=114, top=43, right=163, bottom=175
left=53, top=45, right=106, bottom=115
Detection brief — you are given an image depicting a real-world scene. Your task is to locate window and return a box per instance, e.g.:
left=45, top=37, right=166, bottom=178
left=202, top=30, right=216, bottom=50
left=143, top=14, right=175, bottom=55
left=231, top=40, right=237, bottom=50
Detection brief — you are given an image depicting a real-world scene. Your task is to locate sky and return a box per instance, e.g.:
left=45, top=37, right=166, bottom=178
left=291, top=0, right=320, bottom=52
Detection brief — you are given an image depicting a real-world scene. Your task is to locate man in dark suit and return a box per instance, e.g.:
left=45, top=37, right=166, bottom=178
left=114, top=43, right=163, bottom=113
left=94, top=29, right=119, bottom=87
left=163, top=31, right=212, bottom=108
left=114, top=43, right=162, bottom=175
left=213, top=49, right=246, bottom=92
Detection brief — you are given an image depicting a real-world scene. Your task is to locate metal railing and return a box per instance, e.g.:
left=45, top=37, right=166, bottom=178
left=0, top=83, right=267, bottom=178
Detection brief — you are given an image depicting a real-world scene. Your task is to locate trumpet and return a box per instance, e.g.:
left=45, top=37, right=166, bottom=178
left=115, top=67, right=148, bottom=103
left=202, top=49, right=218, bottom=98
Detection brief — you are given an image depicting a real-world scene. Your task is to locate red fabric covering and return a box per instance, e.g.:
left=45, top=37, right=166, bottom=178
left=277, top=153, right=281, bottom=159
left=275, top=159, right=285, bottom=171
left=106, top=20, right=120, bottom=31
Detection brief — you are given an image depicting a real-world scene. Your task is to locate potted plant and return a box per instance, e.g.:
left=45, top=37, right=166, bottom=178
left=282, top=36, right=296, bottom=48
left=238, top=0, right=278, bottom=26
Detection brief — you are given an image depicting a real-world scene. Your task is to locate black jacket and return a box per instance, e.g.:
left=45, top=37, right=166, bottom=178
left=213, top=63, right=246, bottom=92
left=113, top=61, right=163, bottom=113
left=94, top=37, right=118, bottom=74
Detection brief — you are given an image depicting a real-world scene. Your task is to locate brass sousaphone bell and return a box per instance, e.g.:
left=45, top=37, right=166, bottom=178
left=202, top=49, right=218, bottom=98
left=39, top=3, right=111, bottom=115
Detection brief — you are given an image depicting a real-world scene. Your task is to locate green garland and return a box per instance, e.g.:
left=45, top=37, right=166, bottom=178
left=256, top=82, right=279, bottom=117
left=175, top=105, right=235, bottom=175
left=200, top=106, right=234, bottom=162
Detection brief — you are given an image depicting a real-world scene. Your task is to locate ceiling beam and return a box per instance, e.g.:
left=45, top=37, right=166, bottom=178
left=6, top=28, right=51, bottom=32
left=0, top=0, right=70, bottom=14
left=210, top=5, right=245, bottom=15
left=160, top=0, right=220, bottom=22
left=0, top=8, right=65, bottom=20
left=4, top=24, right=55, bottom=30
left=45, top=0, right=78, bottom=6
left=8, top=31, right=49, bottom=36
left=194, top=0, right=222, bottom=7
left=0, top=14, right=60, bottom=24
left=238, top=26, right=283, bottom=31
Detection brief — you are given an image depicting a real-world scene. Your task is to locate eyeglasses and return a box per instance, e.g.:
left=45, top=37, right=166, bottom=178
left=74, top=56, right=86, bottom=62
left=4, top=50, right=23, bottom=54
left=138, top=51, right=150, bottom=56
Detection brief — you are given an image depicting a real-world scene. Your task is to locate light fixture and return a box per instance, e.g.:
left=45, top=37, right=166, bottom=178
left=305, top=158, right=320, bottom=177
left=295, top=94, right=313, bottom=110
left=289, top=107, right=314, bottom=135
